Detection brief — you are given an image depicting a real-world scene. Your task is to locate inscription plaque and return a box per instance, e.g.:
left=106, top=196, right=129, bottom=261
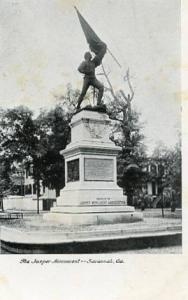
left=67, top=159, right=79, bottom=182
left=80, top=199, right=127, bottom=206
left=84, top=158, right=114, bottom=181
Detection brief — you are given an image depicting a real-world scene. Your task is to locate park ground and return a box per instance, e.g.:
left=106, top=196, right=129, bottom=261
left=0, top=208, right=182, bottom=254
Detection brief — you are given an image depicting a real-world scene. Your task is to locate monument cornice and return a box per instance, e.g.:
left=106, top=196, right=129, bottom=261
left=71, top=118, right=110, bottom=128
left=61, top=144, right=120, bottom=158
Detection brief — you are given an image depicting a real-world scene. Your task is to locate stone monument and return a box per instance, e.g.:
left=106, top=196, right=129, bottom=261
left=44, top=8, right=143, bottom=225
left=44, top=107, right=143, bottom=225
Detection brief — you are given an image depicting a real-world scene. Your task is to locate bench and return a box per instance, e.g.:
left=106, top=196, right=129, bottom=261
left=0, top=212, right=23, bottom=220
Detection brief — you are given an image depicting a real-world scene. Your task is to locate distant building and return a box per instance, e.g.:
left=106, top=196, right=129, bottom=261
left=4, top=165, right=56, bottom=211
left=141, top=160, right=173, bottom=208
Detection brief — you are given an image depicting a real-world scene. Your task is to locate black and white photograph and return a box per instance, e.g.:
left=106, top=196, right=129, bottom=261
left=0, top=0, right=182, bottom=257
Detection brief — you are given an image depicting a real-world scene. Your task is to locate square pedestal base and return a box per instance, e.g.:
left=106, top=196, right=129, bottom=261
left=44, top=210, right=143, bottom=225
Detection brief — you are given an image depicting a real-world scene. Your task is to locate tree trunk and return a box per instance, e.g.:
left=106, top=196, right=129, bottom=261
left=0, top=197, right=4, bottom=212
left=36, top=177, right=40, bottom=214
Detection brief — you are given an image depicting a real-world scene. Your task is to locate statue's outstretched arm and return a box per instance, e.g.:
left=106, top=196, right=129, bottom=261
left=92, top=42, right=107, bottom=67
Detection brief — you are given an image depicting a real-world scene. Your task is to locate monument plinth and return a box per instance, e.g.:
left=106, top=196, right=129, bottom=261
left=44, top=109, right=143, bottom=225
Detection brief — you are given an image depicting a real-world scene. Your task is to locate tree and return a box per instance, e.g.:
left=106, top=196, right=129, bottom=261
left=0, top=104, right=71, bottom=209
left=170, top=139, right=181, bottom=204
left=36, top=105, right=70, bottom=195
left=0, top=106, right=47, bottom=213
left=0, top=106, right=37, bottom=162
left=151, top=138, right=181, bottom=208
left=101, top=66, right=147, bottom=204
left=0, top=160, right=13, bottom=211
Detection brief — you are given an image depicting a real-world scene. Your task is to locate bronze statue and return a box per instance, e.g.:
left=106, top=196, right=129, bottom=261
left=77, top=42, right=107, bottom=110
left=74, top=7, right=121, bottom=111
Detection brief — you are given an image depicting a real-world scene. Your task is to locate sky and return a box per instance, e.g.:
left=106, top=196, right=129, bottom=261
left=0, top=0, right=181, bottom=153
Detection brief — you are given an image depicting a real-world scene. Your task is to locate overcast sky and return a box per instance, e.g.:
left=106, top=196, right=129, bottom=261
left=0, top=0, right=181, bottom=153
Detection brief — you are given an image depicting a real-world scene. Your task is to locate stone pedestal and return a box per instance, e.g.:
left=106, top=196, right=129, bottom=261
left=44, top=109, right=143, bottom=225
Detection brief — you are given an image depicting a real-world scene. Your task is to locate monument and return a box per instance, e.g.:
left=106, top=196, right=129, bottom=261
left=44, top=108, right=142, bottom=225
left=44, top=7, right=143, bottom=225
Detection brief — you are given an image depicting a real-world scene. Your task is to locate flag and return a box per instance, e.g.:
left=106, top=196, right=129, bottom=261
left=74, top=6, right=105, bottom=55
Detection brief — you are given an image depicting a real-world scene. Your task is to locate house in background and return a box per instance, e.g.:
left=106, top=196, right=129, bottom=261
left=3, top=166, right=56, bottom=211
left=141, top=160, right=175, bottom=208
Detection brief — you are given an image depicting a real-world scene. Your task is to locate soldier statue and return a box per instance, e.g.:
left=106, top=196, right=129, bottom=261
left=77, top=41, right=107, bottom=110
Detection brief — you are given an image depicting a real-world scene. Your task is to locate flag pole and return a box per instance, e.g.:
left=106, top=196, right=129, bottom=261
left=74, top=6, right=122, bottom=68
left=107, top=48, right=122, bottom=68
